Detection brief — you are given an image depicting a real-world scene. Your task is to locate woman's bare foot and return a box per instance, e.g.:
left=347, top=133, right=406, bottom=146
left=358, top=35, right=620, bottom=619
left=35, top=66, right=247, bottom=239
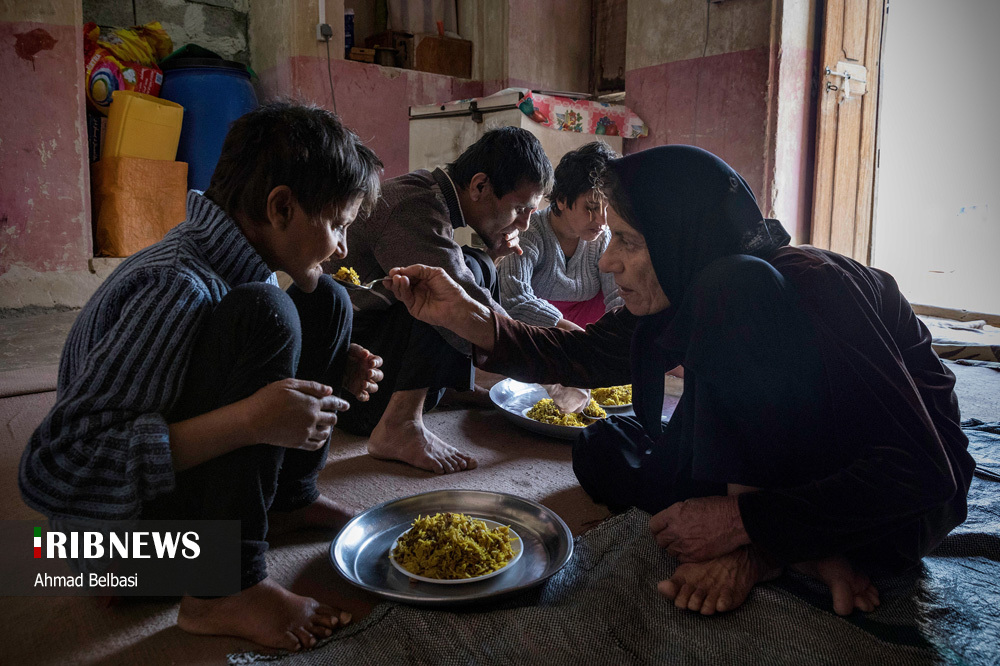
left=368, top=417, right=477, bottom=474
left=791, top=556, right=880, bottom=615
left=177, top=577, right=352, bottom=651
left=657, top=545, right=780, bottom=615
left=268, top=494, right=355, bottom=537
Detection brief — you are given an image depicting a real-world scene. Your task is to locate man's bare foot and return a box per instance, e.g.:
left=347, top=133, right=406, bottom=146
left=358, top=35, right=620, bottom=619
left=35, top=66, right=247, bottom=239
left=657, top=546, right=780, bottom=615
left=177, top=577, right=352, bottom=651
left=368, top=418, right=477, bottom=474
left=268, top=494, right=355, bottom=537
left=791, top=556, right=880, bottom=615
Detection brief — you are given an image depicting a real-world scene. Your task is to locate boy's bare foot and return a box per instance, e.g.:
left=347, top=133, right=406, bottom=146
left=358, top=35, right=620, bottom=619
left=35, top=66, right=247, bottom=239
left=791, top=556, right=880, bottom=615
left=368, top=417, right=477, bottom=474
left=268, top=494, right=355, bottom=537
left=657, top=545, right=780, bottom=615
left=177, top=577, right=352, bottom=651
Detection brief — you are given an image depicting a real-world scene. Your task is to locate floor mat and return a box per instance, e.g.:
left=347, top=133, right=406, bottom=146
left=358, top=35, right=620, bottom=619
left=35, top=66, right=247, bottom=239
left=229, top=422, right=1000, bottom=666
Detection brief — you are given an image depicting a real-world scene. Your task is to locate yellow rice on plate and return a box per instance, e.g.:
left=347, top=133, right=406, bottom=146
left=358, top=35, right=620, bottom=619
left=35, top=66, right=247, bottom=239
left=592, top=385, right=632, bottom=406
left=391, top=512, right=517, bottom=579
left=333, top=266, right=361, bottom=285
left=525, top=398, right=606, bottom=427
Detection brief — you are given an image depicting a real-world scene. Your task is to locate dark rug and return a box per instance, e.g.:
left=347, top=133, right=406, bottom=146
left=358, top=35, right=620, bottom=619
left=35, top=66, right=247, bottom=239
left=230, top=421, right=1000, bottom=666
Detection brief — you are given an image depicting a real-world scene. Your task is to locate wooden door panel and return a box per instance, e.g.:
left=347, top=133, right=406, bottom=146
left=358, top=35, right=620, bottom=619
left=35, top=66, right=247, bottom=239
left=843, top=0, right=867, bottom=60
left=811, top=0, right=886, bottom=264
left=830, top=100, right=862, bottom=255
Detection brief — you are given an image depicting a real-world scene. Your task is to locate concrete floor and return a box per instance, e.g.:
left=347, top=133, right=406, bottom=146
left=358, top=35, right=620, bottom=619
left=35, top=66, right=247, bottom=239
left=0, top=308, right=79, bottom=373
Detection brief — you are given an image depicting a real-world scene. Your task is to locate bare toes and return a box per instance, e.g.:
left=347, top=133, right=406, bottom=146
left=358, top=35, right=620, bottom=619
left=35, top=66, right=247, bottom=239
left=312, top=612, right=337, bottom=630
left=308, top=621, right=332, bottom=638
left=294, top=626, right=316, bottom=649
left=657, top=579, right=678, bottom=600
left=284, top=631, right=302, bottom=652
left=687, top=588, right=706, bottom=612
left=703, top=588, right=722, bottom=615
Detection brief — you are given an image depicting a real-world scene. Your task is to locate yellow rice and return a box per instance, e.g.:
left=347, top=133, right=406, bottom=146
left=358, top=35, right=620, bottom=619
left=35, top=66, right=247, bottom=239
left=391, top=512, right=516, bottom=579
left=525, top=398, right=607, bottom=427
left=592, top=385, right=632, bottom=406
left=334, top=266, right=361, bottom=285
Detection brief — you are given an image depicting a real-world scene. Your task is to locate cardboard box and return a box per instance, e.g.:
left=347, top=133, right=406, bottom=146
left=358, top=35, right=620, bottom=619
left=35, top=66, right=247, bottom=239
left=365, top=30, right=414, bottom=69
left=91, top=157, right=187, bottom=257
left=348, top=47, right=376, bottom=63
left=413, top=34, right=472, bottom=78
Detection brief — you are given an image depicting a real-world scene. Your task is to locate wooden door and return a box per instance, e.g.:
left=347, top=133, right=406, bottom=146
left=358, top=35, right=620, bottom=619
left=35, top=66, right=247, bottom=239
left=811, top=0, right=887, bottom=263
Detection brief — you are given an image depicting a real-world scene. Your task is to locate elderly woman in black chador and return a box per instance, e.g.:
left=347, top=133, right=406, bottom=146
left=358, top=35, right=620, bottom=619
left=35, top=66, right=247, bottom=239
left=383, top=145, right=974, bottom=616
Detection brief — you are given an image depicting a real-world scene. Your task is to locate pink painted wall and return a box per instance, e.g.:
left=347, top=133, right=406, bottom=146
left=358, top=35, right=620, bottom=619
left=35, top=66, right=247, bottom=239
left=261, top=58, right=484, bottom=178
left=624, top=48, right=772, bottom=201
left=0, top=20, right=91, bottom=274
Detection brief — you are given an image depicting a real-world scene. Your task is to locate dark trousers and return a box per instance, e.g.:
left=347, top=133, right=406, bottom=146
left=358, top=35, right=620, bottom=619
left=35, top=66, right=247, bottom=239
left=573, top=255, right=826, bottom=515
left=142, top=276, right=352, bottom=590
left=337, top=247, right=497, bottom=436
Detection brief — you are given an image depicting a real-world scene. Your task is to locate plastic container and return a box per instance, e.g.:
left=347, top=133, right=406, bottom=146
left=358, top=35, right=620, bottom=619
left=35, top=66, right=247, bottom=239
left=159, top=58, right=258, bottom=191
left=102, top=91, right=184, bottom=161
left=345, top=9, right=355, bottom=58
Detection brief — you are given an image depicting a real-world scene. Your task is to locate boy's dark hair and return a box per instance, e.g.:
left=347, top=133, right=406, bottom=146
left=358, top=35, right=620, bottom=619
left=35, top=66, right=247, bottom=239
left=206, top=102, right=383, bottom=223
left=550, top=141, right=620, bottom=216
left=446, top=126, right=554, bottom=199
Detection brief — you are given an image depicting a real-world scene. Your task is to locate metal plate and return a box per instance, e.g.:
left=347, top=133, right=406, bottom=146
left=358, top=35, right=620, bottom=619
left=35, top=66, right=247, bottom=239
left=489, top=378, right=634, bottom=441
left=330, top=489, right=573, bottom=605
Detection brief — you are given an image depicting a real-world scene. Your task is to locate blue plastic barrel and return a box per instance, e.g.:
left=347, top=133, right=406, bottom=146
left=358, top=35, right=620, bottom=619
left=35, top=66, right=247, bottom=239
left=159, top=58, right=258, bottom=192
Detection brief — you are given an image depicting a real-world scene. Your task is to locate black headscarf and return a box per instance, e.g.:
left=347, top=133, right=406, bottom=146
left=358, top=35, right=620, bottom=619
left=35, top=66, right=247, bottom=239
left=606, top=145, right=791, bottom=435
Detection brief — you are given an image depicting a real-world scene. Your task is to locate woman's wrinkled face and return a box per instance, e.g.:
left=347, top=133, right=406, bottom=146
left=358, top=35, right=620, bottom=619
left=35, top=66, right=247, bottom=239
left=597, top=206, right=671, bottom=316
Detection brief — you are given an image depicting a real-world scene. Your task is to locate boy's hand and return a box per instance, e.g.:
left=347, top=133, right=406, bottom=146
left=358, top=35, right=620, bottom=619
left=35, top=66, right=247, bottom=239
left=344, top=343, right=383, bottom=401
left=246, top=378, right=348, bottom=450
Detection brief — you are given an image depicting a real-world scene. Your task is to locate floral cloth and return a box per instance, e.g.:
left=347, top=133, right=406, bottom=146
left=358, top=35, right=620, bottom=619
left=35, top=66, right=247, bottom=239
left=517, top=90, right=648, bottom=139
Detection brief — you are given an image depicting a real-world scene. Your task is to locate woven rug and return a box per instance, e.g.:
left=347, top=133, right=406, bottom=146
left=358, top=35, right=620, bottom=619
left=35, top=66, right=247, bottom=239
left=230, top=422, right=1000, bottom=666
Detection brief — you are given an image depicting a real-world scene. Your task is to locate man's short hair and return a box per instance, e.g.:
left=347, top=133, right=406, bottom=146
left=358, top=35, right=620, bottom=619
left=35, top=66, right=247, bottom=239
left=206, top=101, right=383, bottom=223
left=550, top=141, right=620, bottom=216
left=447, top=126, right=554, bottom=199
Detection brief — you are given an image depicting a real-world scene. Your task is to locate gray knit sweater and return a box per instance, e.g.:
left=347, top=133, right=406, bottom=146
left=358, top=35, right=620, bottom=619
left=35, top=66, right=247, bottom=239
left=498, top=206, right=622, bottom=326
left=20, top=192, right=277, bottom=520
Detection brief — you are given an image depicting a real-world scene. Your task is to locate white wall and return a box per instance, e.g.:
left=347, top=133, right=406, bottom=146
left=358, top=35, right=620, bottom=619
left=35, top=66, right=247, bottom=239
left=872, top=0, right=1000, bottom=314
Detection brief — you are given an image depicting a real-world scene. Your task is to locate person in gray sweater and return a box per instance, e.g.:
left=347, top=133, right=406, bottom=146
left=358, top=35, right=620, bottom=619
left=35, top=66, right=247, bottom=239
left=499, top=142, right=623, bottom=331
left=326, top=127, right=553, bottom=474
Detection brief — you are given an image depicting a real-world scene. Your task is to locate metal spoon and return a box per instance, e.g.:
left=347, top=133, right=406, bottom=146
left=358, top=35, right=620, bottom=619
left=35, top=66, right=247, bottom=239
left=336, top=277, right=388, bottom=290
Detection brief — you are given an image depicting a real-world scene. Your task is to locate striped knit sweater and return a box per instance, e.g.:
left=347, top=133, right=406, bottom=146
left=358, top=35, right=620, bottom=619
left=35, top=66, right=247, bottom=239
left=498, top=206, right=623, bottom=327
left=19, top=192, right=276, bottom=520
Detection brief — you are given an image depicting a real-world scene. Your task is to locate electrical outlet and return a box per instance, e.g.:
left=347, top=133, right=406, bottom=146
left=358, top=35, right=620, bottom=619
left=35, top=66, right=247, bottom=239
left=316, top=0, right=329, bottom=42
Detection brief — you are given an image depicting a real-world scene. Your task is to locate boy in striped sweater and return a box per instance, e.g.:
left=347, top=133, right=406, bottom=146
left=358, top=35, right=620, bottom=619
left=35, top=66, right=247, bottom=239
left=19, top=103, right=384, bottom=652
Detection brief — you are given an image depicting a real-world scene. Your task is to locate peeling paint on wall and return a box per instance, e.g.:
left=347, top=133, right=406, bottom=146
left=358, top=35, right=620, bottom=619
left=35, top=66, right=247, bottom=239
left=13, top=28, right=57, bottom=68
